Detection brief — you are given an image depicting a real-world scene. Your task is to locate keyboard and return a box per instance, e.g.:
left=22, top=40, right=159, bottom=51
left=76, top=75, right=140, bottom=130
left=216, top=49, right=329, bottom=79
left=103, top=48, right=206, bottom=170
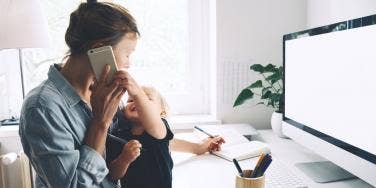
left=265, top=159, right=308, bottom=188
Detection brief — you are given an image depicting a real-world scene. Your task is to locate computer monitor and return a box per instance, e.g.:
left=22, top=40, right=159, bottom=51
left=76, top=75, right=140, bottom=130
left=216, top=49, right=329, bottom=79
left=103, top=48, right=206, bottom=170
left=282, top=14, right=376, bottom=186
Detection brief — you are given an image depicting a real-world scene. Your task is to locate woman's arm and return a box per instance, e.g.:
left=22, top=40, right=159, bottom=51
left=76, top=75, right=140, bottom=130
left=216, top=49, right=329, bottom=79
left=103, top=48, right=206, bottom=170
left=170, top=136, right=226, bottom=155
left=19, top=67, right=125, bottom=188
left=85, top=65, right=125, bottom=154
left=20, top=107, right=109, bottom=188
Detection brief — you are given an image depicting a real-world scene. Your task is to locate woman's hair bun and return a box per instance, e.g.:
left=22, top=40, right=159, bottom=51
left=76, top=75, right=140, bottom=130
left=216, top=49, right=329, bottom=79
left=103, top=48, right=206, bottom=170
left=65, top=1, right=139, bottom=56
left=87, top=0, right=97, bottom=4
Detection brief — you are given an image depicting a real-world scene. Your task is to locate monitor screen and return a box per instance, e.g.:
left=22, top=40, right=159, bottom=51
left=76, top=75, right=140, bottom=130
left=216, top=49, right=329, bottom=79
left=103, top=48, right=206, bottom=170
left=283, top=15, right=376, bottom=164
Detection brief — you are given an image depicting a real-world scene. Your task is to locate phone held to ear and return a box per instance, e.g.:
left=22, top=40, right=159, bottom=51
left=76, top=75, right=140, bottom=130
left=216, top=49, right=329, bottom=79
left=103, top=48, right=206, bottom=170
left=87, top=46, right=118, bottom=82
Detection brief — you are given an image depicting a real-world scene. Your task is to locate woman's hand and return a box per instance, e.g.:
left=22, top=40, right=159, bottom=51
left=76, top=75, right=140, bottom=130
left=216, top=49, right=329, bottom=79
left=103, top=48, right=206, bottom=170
left=90, top=65, right=126, bottom=128
left=194, top=136, right=226, bottom=155
left=119, top=140, right=142, bottom=164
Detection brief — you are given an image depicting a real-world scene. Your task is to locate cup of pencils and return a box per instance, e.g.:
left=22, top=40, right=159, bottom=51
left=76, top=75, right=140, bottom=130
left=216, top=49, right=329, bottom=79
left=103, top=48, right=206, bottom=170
left=235, top=169, right=265, bottom=188
left=233, top=153, right=272, bottom=188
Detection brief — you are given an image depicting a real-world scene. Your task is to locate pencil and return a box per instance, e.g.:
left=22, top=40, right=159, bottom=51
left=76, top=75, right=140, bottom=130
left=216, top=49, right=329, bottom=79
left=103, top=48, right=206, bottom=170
left=252, top=154, right=272, bottom=178
left=232, top=158, right=244, bottom=177
left=108, top=133, right=128, bottom=144
left=257, top=158, right=272, bottom=177
left=194, top=126, right=214, bottom=138
left=251, top=153, right=266, bottom=177
left=107, top=133, right=146, bottom=151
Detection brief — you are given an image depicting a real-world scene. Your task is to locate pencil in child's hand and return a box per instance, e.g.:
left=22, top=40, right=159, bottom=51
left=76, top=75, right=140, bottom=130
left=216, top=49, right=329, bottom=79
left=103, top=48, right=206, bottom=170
left=107, top=133, right=146, bottom=151
left=108, top=133, right=128, bottom=144
left=194, top=126, right=214, bottom=138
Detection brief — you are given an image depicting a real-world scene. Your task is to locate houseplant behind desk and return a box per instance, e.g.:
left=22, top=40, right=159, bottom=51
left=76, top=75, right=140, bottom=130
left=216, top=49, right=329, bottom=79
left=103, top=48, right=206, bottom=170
left=233, top=63, right=287, bottom=138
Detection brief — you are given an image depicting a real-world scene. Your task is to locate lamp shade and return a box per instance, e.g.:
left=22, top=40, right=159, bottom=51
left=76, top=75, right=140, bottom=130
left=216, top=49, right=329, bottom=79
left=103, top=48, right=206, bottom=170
left=0, top=0, right=51, bottom=49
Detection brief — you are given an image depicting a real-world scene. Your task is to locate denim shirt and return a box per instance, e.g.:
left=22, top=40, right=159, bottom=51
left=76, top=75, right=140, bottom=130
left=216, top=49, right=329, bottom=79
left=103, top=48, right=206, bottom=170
left=19, top=64, right=118, bottom=188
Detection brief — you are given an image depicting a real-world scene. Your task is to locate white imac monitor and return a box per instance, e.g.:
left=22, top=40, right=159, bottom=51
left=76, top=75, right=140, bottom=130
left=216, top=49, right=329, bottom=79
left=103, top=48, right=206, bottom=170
left=282, top=14, right=376, bottom=186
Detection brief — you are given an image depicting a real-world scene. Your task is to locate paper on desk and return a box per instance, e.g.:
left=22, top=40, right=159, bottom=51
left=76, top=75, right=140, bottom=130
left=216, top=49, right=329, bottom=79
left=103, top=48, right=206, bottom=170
left=194, top=125, right=270, bottom=161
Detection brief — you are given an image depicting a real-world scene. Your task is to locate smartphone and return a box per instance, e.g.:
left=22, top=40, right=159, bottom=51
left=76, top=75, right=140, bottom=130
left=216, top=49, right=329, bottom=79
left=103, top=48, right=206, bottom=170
left=87, top=46, right=118, bottom=82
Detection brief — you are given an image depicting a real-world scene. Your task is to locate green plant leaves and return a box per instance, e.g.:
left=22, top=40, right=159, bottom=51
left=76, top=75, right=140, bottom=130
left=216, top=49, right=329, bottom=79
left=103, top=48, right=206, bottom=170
left=235, top=63, right=284, bottom=110
left=250, top=64, right=264, bottom=73
left=233, top=89, right=254, bottom=107
left=247, top=80, right=263, bottom=89
left=270, top=93, right=281, bottom=102
left=266, top=71, right=282, bottom=84
left=264, top=64, right=278, bottom=72
left=251, top=63, right=279, bottom=73
left=261, top=90, right=272, bottom=99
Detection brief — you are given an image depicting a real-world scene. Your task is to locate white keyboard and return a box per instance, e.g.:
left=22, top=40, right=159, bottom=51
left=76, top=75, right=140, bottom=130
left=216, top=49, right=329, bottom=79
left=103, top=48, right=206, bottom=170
left=266, top=159, right=308, bottom=188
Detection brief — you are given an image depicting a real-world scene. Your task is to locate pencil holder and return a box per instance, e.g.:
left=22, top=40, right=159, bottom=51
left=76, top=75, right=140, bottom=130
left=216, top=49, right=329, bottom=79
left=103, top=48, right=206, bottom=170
left=235, top=170, right=265, bottom=188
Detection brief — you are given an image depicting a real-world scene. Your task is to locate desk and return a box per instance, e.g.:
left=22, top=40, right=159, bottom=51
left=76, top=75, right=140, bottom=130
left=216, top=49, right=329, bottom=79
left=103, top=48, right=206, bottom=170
left=172, top=129, right=373, bottom=188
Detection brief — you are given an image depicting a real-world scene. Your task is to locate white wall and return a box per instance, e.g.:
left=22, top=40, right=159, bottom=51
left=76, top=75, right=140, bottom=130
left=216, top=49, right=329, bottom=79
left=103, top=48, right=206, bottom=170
left=216, top=0, right=307, bottom=129
left=307, top=0, right=376, bottom=28
left=0, top=49, right=23, bottom=120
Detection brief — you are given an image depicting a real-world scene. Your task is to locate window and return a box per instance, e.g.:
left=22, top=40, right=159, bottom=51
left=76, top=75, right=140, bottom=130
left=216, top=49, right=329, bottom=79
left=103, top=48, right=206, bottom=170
left=21, top=0, right=216, bottom=116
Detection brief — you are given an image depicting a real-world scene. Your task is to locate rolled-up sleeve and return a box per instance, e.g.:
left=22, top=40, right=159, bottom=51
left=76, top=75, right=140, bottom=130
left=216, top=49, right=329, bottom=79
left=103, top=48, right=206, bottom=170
left=21, top=106, right=109, bottom=188
left=78, top=145, right=108, bottom=183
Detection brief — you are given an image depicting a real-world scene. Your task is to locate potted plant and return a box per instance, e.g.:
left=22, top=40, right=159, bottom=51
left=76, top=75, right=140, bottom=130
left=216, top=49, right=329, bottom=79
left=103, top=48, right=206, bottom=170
left=233, top=63, right=287, bottom=138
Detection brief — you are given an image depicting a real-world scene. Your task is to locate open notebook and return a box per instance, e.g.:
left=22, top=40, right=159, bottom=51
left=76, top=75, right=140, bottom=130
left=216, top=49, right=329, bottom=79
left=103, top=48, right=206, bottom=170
left=194, top=125, right=270, bottom=161
left=171, top=124, right=270, bottom=164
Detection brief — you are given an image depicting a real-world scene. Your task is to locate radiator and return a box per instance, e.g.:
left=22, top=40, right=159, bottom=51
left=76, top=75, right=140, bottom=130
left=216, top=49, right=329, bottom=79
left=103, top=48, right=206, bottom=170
left=0, top=151, right=32, bottom=188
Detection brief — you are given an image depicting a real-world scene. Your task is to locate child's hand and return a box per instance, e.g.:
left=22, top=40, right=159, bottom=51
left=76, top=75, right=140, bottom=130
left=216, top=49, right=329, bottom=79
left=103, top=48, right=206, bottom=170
left=113, top=70, right=142, bottom=98
left=194, top=136, right=225, bottom=155
left=119, top=140, right=142, bottom=164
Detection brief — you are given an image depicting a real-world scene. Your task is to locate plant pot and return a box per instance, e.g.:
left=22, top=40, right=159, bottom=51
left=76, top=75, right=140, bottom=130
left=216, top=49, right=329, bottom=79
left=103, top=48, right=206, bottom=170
left=271, top=111, right=289, bottom=138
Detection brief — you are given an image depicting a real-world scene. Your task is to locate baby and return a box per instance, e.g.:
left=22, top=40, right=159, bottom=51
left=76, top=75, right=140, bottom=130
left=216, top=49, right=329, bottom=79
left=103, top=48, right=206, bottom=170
left=106, top=86, right=224, bottom=188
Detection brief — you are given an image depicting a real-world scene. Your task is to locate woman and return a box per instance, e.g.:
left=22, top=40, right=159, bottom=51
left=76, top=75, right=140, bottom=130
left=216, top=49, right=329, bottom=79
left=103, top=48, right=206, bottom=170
left=19, top=1, right=145, bottom=187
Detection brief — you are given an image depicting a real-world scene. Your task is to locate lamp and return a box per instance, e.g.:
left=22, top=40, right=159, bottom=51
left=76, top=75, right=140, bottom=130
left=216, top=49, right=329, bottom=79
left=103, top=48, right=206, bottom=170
left=0, top=0, right=51, bottom=98
left=0, top=0, right=50, bottom=187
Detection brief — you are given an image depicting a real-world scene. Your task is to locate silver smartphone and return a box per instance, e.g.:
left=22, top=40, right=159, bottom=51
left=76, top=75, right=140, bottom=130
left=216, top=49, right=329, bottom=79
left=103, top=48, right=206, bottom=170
left=87, top=46, right=118, bottom=82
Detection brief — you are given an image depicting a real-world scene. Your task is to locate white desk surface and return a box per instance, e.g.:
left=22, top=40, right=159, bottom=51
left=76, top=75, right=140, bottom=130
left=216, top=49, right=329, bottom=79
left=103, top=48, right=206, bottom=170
left=172, top=129, right=374, bottom=188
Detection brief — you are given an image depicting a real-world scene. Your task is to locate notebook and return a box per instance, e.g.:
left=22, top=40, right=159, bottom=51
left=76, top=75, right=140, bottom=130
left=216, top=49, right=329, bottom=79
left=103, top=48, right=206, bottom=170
left=194, top=125, right=271, bottom=161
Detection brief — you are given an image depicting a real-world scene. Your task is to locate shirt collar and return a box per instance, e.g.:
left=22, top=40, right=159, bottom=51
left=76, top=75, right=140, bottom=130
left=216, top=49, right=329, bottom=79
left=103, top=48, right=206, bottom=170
left=48, top=64, right=82, bottom=107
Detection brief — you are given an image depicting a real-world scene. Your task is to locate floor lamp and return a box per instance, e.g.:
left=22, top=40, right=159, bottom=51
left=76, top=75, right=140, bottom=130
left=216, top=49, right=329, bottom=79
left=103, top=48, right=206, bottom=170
left=0, top=0, right=50, bottom=187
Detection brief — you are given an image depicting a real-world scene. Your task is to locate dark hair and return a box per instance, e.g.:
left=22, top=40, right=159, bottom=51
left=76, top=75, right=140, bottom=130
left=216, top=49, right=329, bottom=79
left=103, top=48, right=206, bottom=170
left=65, top=1, right=139, bottom=56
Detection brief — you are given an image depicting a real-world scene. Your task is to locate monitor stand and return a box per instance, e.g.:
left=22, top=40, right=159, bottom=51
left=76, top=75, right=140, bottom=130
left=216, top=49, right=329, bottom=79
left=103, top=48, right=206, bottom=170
left=295, top=161, right=357, bottom=183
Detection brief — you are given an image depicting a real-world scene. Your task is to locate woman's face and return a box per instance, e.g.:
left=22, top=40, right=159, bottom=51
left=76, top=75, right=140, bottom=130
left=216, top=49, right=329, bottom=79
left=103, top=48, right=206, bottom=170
left=113, top=33, right=138, bottom=69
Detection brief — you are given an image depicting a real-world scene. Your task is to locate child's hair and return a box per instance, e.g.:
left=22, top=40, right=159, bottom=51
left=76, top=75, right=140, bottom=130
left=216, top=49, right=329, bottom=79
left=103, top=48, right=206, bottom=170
left=141, top=86, right=170, bottom=118
left=65, top=0, right=139, bottom=57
